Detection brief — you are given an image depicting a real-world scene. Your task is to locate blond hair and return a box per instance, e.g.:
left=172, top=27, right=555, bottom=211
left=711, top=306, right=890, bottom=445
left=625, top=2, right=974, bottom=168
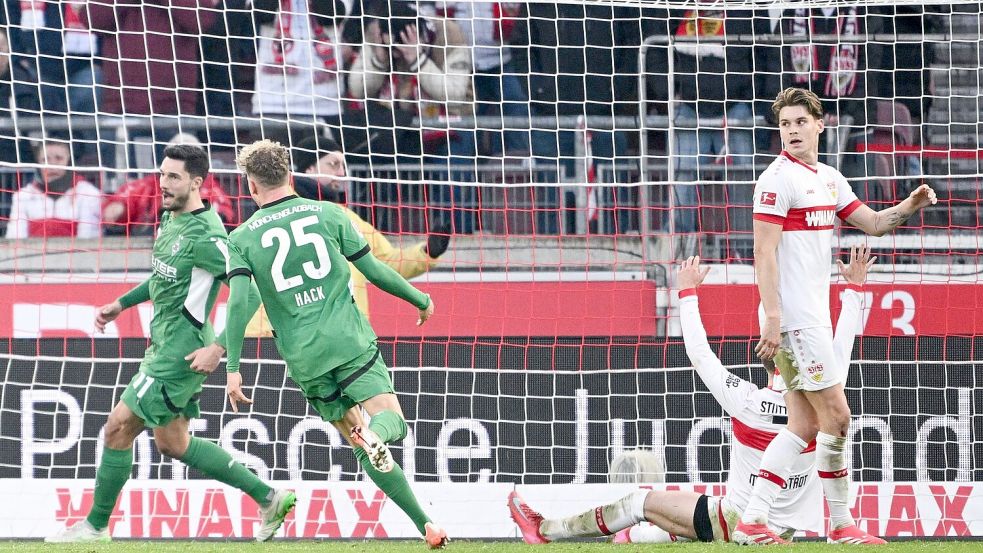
left=237, top=139, right=291, bottom=188
left=772, top=87, right=824, bottom=120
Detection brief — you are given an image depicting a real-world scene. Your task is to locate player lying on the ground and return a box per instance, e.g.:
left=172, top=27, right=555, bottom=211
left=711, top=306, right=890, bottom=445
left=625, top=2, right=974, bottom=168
left=186, top=140, right=447, bottom=548
left=46, top=145, right=293, bottom=544
left=509, top=250, right=872, bottom=544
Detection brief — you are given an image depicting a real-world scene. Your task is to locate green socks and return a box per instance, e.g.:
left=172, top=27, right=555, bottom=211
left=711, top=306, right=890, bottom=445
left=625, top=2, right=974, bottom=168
left=353, top=447, right=430, bottom=535
left=181, top=437, right=273, bottom=506
left=369, top=409, right=408, bottom=443
left=87, top=447, right=133, bottom=530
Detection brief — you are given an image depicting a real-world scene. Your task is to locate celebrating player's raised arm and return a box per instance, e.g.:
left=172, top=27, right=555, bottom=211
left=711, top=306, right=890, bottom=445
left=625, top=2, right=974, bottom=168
left=832, top=245, right=875, bottom=370
left=678, top=256, right=758, bottom=416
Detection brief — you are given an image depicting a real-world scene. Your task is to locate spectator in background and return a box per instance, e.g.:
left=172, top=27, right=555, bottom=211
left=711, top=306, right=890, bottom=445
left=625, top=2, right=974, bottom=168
left=0, top=29, right=41, bottom=165
left=102, top=133, right=236, bottom=235
left=250, top=0, right=348, bottom=149
left=5, top=137, right=101, bottom=239
left=245, top=134, right=450, bottom=336
left=761, top=5, right=884, bottom=167
left=874, top=5, right=942, bottom=126
left=444, top=2, right=536, bottom=158
left=199, top=0, right=255, bottom=148
left=81, top=0, right=217, bottom=166
left=1, top=1, right=100, bottom=115
left=512, top=3, right=642, bottom=233
left=867, top=4, right=943, bottom=191
left=348, top=0, right=477, bottom=234
left=663, top=6, right=763, bottom=237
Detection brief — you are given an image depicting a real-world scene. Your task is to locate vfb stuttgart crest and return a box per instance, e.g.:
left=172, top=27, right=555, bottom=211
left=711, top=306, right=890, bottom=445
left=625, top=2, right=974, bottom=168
left=826, top=181, right=837, bottom=200
left=806, top=362, right=825, bottom=383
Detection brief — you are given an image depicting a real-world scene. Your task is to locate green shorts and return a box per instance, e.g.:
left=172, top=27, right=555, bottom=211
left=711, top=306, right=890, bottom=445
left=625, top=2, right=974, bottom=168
left=121, top=369, right=205, bottom=428
left=295, top=345, right=394, bottom=422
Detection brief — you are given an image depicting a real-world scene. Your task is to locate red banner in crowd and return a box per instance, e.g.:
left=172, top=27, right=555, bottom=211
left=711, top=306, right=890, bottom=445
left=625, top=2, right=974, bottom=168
left=0, top=281, right=979, bottom=338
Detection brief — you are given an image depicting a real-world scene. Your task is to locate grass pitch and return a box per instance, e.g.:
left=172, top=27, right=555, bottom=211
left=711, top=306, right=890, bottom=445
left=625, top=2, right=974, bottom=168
left=4, top=540, right=980, bottom=553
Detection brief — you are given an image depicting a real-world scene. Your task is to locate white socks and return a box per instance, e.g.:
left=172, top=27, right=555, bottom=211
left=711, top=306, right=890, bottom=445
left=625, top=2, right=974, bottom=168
left=541, top=490, right=648, bottom=540
left=817, top=431, right=854, bottom=529
left=741, top=428, right=808, bottom=524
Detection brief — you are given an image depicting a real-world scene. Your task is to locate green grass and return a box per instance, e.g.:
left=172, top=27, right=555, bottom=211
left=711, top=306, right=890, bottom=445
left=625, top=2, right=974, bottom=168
left=3, top=541, right=980, bottom=553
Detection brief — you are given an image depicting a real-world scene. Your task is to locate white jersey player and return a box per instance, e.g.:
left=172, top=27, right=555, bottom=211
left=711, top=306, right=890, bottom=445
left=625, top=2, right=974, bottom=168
left=735, top=87, right=937, bottom=546
left=508, top=253, right=869, bottom=544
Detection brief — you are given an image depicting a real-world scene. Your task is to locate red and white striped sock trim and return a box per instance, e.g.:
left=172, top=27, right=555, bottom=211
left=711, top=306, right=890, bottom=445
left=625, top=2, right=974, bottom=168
left=757, top=469, right=787, bottom=488
left=594, top=507, right=611, bottom=535
left=818, top=468, right=849, bottom=479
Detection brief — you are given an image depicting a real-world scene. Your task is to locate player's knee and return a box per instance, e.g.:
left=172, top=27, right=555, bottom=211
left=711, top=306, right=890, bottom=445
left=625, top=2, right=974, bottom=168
left=641, top=490, right=664, bottom=518
left=788, top=419, right=819, bottom=443
left=155, top=436, right=189, bottom=459
left=825, top=402, right=851, bottom=435
left=829, top=413, right=851, bottom=437
left=389, top=411, right=408, bottom=441
left=103, top=416, right=135, bottom=449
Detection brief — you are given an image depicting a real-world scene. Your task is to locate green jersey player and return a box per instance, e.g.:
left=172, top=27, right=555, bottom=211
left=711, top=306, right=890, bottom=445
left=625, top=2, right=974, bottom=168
left=46, top=145, right=294, bottom=544
left=204, top=139, right=447, bottom=548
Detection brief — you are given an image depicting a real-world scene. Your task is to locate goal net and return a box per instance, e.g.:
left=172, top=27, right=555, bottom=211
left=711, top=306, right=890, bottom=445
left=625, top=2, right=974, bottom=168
left=1, top=0, right=981, bottom=540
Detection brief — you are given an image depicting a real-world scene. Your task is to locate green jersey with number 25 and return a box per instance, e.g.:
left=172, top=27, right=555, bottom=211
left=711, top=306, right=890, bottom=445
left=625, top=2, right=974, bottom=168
left=226, top=195, right=376, bottom=381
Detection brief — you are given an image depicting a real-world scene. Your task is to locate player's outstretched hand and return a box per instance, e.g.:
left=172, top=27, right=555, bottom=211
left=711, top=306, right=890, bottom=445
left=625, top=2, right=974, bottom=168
left=94, top=300, right=123, bottom=333
left=908, top=183, right=938, bottom=210
left=226, top=372, right=253, bottom=414
left=417, top=295, right=434, bottom=326
left=837, top=244, right=877, bottom=286
left=185, top=343, right=225, bottom=375
left=678, top=255, right=711, bottom=290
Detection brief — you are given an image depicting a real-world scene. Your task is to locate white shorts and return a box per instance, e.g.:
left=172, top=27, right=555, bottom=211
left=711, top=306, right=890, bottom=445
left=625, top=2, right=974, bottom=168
left=775, top=326, right=843, bottom=392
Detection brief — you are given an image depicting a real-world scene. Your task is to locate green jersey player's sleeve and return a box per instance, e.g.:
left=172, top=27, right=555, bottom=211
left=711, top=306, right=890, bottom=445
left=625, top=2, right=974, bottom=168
left=118, top=279, right=151, bottom=309
left=224, top=237, right=254, bottom=279
left=335, top=205, right=371, bottom=261
left=218, top=275, right=259, bottom=373
left=216, top=239, right=259, bottom=373
left=353, top=253, right=431, bottom=309
left=192, top=235, right=233, bottom=278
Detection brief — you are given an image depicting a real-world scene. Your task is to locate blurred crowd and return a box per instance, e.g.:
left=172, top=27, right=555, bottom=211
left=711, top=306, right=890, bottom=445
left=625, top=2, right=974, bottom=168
left=0, top=1, right=947, bottom=239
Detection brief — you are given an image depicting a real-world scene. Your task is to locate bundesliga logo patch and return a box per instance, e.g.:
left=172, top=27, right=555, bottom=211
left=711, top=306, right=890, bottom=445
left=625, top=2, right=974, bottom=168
left=760, top=191, right=777, bottom=206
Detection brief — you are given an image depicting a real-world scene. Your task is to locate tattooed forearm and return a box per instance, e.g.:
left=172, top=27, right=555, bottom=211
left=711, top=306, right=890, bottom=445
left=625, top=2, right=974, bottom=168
left=877, top=208, right=913, bottom=234
left=886, top=210, right=912, bottom=228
